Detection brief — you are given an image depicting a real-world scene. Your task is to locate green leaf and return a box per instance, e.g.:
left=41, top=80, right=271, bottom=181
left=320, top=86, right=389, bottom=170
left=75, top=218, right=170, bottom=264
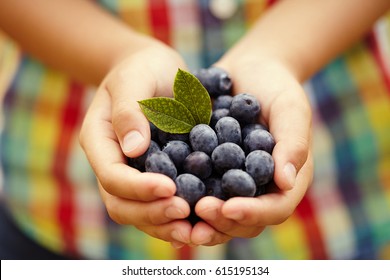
left=173, top=68, right=212, bottom=125
left=138, top=97, right=196, bottom=134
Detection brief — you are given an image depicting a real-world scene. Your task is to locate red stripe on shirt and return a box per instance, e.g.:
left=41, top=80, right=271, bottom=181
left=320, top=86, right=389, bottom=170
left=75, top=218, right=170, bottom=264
left=52, top=82, right=84, bottom=257
left=266, top=0, right=278, bottom=7
left=366, top=32, right=390, bottom=95
left=295, top=194, right=328, bottom=259
left=148, top=0, right=171, bottom=45
left=178, top=245, right=193, bottom=260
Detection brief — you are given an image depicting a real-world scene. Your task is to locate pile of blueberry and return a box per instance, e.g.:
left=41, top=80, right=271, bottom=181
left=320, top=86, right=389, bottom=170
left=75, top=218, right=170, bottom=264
left=128, top=67, right=275, bottom=214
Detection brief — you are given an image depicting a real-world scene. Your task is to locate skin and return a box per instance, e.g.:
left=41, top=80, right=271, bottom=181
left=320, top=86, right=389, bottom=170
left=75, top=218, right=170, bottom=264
left=1, top=0, right=389, bottom=249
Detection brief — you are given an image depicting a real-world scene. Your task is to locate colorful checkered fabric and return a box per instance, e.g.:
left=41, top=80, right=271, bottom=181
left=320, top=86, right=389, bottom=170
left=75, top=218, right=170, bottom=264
left=0, top=0, right=389, bottom=259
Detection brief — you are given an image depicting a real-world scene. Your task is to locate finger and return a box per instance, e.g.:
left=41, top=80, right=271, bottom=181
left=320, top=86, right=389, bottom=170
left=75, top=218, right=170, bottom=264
left=100, top=169, right=176, bottom=201
left=190, top=221, right=232, bottom=246
left=100, top=186, right=190, bottom=226
left=196, top=196, right=265, bottom=238
left=137, top=220, right=193, bottom=244
left=222, top=151, right=313, bottom=226
left=107, top=49, right=188, bottom=158
left=80, top=89, right=176, bottom=201
left=170, top=241, right=186, bottom=249
left=268, top=82, right=312, bottom=190
left=106, top=63, right=156, bottom=158
left=196, top=197, right=236, bottom=231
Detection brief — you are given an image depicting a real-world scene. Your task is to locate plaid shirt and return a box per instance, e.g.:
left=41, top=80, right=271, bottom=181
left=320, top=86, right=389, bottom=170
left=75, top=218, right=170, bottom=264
left=0, top=0, right=389, bottom=259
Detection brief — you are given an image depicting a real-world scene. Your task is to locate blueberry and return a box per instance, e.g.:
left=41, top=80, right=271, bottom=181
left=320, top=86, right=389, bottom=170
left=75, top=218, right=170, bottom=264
left=211, top=142, right=245, bottom=175
left=162, top=140, right=192, bottom=171
left=128, top=140, right=161, bottom=172
left=175, top=173, right=206, bottom=208
left=230, top=93, right=261, bottom=125
left=183, top=151, right=212, bottom=179
left=149, top=122, right=159, bottom=143
left=192, top=68, right=209, bottom=84
left=204, top=177, right=228, bottom=200
left=241, top=123, right=268, bottom=140
left=245, top=150, right=274, bottom=187
left=189, top=124, right=218, bottom=155
left=145, top=151, right=177, bottom=180
left=243, top=129, right=275, bottom=154
left=255, top=184, right=267, bottom=197
left=221, top=169, right=256, bottom=198
left=213, top=95, right=233, bottom=110
left=193, top=67, right=232, bottom=98
left=215, top=116, right=242, bottom=145
left=210, top=108, right=230, bottom=129
left=158, top=130, right=189, bottom=146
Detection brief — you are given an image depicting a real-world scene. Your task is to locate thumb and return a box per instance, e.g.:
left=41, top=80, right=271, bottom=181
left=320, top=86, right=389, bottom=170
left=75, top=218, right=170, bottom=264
left=272, top=134, right=311, bottom=191
left=106, top=68, right=155, bottom=158
left=115, top=100, right=151, bottom=158
left=269, top=96, right=312, bottom=191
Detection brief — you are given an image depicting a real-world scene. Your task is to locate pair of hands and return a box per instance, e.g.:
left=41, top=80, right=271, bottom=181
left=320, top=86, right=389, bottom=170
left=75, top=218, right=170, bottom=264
left=79, top=38, right=313, bottom=248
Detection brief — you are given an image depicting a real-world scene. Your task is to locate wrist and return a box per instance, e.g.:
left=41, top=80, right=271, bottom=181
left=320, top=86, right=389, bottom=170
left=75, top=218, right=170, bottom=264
left=107, top=32, right=159, bottom=71
left=216, top=47, right=301, bottom=85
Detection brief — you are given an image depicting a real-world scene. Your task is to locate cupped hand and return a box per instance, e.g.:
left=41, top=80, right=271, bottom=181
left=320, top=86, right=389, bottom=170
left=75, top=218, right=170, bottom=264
left=191, top=57, right=313, bottom=246
left=80, top=38, right=193, bottom=247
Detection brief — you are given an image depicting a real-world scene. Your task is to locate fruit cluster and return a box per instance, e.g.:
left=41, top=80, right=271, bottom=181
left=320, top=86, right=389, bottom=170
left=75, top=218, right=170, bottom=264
left=128, top=67, right=275, bottom=215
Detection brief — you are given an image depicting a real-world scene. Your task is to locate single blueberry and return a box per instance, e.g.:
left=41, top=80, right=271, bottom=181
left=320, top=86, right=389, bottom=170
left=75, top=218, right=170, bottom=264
left=215, top=116, right=242, bottom=145
left=175, top=173, right=206, bottom=208
left=127, top=140, right=160, bottom=172
left=204, top=177, right=229, bottom=200
left=221, top=169, right=256, bottom=198
left=230, top=93, right=261, bottom=125
left=243, top=129, right=275, bottom=154
left=241, top=123, right=268, bottom=140
left=183, top=151, right=213, bottom=179
left=213, top=95, right=233, bottom=110
left=189, top=124, right=218, bottom=155
left=245, top=150, right=275, bottom=187
left=211, top=142, right=245, bottom=175
left=210, top=108, right=230, bottom=129
left=193, top=67, right=232, bottom=98
left=145, top=151, right=177, bottom=180
left=158, top=129, right=189, bottom=146
left=162, top=140, right=192, bottom=172
left=192, top=68, right=209, bottom=85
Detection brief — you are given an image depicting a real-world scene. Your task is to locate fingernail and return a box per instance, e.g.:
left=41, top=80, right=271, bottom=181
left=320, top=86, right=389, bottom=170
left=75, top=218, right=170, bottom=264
left=225, top=210, right=244, bottom=221
left=165, top=206, right=185, bottom=219
left=171, top=230, right=187, bottom=244
left=284, top=162, right=296, bottom=189
left=171, top=241, right=185, bottom=249
left=153, top=186, right=171, bottom=198
left=201, top=207, right=218, bottom=221
left=197, top=235, right=212, bottom=245
left=123, top=131, right=144, bottom=153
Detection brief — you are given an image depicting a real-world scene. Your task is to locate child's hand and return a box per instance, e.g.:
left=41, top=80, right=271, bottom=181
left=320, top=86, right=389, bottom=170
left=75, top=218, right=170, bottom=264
left=80, top=40, right=193, bottom=247
left=190, top=57, right=313, bottom=245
